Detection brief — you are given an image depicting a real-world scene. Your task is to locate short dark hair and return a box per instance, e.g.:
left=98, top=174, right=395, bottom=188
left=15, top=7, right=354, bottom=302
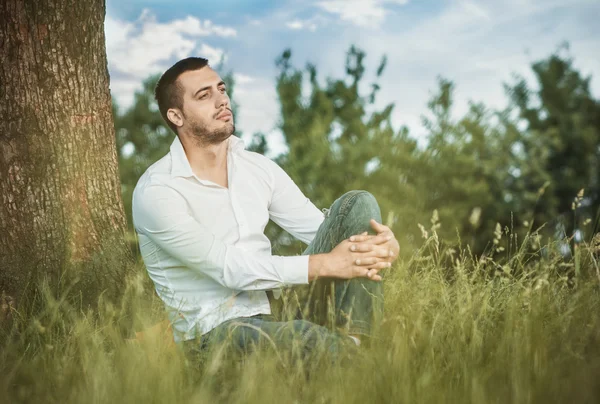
left=155, top=57, right=210, bottom=134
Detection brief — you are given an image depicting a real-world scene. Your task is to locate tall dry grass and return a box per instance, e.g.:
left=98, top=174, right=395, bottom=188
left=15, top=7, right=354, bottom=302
left=1, top=220, right=599, bottom=403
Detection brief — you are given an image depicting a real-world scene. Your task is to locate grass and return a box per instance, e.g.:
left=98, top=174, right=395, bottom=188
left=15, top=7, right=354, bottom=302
left=1, top=227, right=600, bottom=404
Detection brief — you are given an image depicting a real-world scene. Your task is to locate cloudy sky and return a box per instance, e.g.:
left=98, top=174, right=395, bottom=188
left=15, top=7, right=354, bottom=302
left=105, top=0, right=600, bottom=155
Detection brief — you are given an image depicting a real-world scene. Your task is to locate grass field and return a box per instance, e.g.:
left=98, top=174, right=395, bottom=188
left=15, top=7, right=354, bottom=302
left=1, top=227, right=599, bottom=404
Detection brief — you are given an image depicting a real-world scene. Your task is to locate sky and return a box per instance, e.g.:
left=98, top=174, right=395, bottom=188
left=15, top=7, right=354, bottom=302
left=105, top=0, right=600, bottom=156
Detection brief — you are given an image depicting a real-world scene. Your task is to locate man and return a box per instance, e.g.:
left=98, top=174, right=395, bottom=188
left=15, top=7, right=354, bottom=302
left=132, top=57, right=400, bottom=362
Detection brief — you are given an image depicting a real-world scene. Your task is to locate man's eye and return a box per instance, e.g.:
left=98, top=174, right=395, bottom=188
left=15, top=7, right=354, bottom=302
left=199, top=93, right=208, bottom=99
left=220, top=87, right=227, bottom=93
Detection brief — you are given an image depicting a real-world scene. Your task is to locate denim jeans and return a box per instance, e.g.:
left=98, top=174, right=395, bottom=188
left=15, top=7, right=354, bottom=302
left=182, top=190, right=384, bottom=362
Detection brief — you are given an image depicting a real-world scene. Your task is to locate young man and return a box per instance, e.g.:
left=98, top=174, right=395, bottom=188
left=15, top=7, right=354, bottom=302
left=132, top=57, right=400, bottom=360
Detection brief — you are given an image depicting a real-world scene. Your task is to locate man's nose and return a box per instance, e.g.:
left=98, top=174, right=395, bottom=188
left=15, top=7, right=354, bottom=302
left=215, top=91, right=230, bottom=109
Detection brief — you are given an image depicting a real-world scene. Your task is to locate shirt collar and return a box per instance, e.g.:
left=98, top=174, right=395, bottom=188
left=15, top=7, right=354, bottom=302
left=169, top=135, right=246, bottom=179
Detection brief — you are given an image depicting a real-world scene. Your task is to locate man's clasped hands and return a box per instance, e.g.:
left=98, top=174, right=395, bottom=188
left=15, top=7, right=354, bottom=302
left=313, top=219, right=400, bottom=282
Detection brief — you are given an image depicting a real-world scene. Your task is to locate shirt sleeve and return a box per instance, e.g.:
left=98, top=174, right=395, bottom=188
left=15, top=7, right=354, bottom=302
left=132, top=183, right=309, bottom=291
left=266, top=159, right=325, bottom=245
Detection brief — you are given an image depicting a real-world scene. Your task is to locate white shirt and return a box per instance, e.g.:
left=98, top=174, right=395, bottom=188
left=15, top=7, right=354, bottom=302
left=132, top=135, right=325, bottom=342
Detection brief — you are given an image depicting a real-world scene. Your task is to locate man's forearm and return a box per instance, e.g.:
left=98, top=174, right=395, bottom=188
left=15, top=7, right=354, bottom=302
left=308, top=253, right=330, bottom=281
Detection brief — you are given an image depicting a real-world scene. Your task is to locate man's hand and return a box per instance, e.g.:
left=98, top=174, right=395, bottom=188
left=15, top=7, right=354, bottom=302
left=308, top=219, right=399, bottom=282
left=349, top=219, right=400, bottom=258
left=347, top=219, right=400, bottom=278
left=309, top=238, right=391, bottom=282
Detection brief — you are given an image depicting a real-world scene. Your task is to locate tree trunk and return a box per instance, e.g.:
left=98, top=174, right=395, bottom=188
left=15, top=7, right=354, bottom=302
left=0, top=0, right=131, bottom=309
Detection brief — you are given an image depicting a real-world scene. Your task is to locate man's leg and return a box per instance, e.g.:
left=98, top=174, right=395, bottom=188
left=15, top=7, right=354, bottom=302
left=181, top=314, right=354, bottom=365
left=282, top=190, right=385, bottom=340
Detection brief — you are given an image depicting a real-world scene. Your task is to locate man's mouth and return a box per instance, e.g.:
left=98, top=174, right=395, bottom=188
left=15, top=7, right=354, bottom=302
left=216, top=110, right=233, bottom=120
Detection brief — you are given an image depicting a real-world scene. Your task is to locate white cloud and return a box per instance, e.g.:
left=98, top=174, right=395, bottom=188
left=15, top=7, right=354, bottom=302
left=132, top=8, right=237, bottom=38
left=198, top=44, right=227, bottom=65
left=108, top=80, right=143, bottom=109
left=233, top=77, right=279, bottom=135
left=286, top=20, right=304, bottom=30
left=286, top=19, right=317, bottom=31
left=105, top=10, right=235, bottom=109
left=234, top=73, right=255, bottom=84
left=232, top=76, right=289, bottom=156
left=315, top=0, right=409, bottom=27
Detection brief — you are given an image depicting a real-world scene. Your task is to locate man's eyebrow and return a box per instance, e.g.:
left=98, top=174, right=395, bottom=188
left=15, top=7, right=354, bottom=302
left=193, top=81, right=226, bottom=97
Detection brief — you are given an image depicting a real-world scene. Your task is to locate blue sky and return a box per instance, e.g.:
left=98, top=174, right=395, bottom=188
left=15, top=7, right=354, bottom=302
left=105, top=0, right=600, bottom=156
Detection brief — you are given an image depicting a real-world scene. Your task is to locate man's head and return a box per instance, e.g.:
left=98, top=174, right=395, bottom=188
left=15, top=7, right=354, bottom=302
left=155, top=57, right=234, bottom=146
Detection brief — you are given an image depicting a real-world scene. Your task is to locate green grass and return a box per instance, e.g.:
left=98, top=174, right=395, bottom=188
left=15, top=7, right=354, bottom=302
left=1, top=230, right=600, bottom=404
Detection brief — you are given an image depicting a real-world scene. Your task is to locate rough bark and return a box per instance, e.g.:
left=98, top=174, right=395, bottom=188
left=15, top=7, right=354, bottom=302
left=0, top=0, right=131, bottom=309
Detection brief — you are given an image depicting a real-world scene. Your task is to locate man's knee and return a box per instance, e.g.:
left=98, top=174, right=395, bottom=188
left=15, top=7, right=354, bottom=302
left=351, top=190, right=378, bottom=209
left=340, top=190, right=380, bottom=218
left=329, top=190, right=382, bottom=237
left=339, top=190, right=373, bottom=201
left=336, top=190, right=377, bottom=212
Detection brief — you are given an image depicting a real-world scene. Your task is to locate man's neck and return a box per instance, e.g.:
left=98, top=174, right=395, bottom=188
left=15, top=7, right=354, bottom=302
left=180, top=135, right=229, bottom=187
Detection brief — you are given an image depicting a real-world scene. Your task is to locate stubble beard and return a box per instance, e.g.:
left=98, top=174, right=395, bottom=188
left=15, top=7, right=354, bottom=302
left=188, top=117, right=235, bottom=148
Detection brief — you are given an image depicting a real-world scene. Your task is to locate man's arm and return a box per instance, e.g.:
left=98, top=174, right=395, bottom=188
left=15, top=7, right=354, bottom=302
left=266, top=158, right=325, bottom=245
left=132, top=183, right=309, bottom=291
left=265, top=159, right=392, bottom=282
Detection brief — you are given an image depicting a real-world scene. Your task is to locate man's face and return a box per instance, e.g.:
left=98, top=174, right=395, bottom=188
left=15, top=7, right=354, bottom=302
left=173, top=67, right=234, bottom=145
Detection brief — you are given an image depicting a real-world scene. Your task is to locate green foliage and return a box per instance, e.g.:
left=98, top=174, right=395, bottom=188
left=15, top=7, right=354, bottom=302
left=272, top=44, right=599, bottom=256
left=417, top=79, right=520, bottom=253
left=505, top=44, right=600, bottom=242
left=272, top=46, right=424, bottom=253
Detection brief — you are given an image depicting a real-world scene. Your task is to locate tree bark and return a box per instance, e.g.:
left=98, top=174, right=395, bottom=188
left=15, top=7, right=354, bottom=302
left=0, top=0, right=131, bottom=308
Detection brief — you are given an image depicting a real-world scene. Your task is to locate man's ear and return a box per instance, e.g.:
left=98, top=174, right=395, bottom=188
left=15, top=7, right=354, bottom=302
left=167, top=108, right=184, bottom=128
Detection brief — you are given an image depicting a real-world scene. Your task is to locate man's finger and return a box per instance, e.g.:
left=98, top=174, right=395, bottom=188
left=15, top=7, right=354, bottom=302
left=354, top=232, right=393, bottom=246
left=367, top=269, right=379, bottom=279
left=356, top=258, right=392, bottom=268
left=370, top=219, right=389, bottom=233
left=360, top=268, right=382, bottom=282
left=355, top=257, right=379, bottom=266
left=358, top=247, right=392, bottom=259
left=349, top=234, right=375, bottom=242
left=371, top=261, right=392, bottom=270
left=349, top=243, right=373, bottom=252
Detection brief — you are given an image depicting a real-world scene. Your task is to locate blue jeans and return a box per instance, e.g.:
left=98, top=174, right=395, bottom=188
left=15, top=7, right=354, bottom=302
left=182, top=190, right=384, bottom=362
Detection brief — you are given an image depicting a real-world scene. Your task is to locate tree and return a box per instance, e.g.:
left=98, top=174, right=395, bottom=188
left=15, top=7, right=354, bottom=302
left=271, top=46, right=424, bottom=254
left=506, top=46, right=600, bottom=242
left=418, top=78, right=520, bottom=253
left=0, top=0, right=131, bottom=308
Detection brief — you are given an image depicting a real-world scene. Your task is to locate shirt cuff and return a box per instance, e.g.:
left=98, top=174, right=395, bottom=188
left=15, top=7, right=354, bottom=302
left=279, top=255, right=309, bottom=285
